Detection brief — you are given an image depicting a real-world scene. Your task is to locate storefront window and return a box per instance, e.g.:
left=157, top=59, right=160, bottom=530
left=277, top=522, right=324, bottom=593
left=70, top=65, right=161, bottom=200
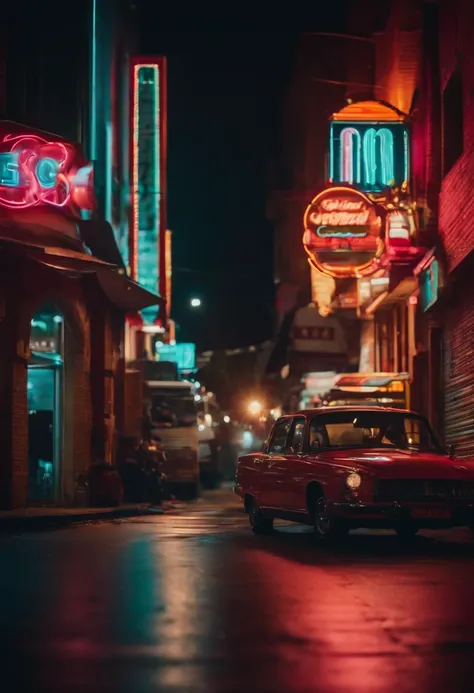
left=28, top=306, right=63, bottom=503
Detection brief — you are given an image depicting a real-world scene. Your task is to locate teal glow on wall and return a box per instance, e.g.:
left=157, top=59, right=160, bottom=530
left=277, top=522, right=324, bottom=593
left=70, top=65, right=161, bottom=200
left=419, top=260, right=439, bottom=312
left=330, top=121, right=409, bottom=192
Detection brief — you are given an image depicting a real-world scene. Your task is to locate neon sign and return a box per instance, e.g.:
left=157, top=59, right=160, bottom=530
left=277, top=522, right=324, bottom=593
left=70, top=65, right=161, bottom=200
left=329, top=101, right=409, bottom=193
left=419, top=259, right=439, bottom=312
left=0, top=129, right=94, bottom=213
left=303, top=186, right=384, bottom=278
left=130, top=57, right=167, bottom=323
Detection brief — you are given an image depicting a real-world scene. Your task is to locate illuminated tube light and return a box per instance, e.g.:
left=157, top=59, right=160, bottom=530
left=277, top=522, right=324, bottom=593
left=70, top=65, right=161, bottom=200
left=363, top=128, right=394, bottom=188
left=0, top=152, right=19, bottom=186
left=131, top=61, right=161, bottom=294
left=403, top=129, right=409, bottom=183
left=35, top=158, right=59, bottom=188
left=340, top=127, right=361, bottom=184
left=165, top=229, right=172, bottom=317
left=329, top=124, right=334, bottom=181
left=0, top=135, right=74, bottom=209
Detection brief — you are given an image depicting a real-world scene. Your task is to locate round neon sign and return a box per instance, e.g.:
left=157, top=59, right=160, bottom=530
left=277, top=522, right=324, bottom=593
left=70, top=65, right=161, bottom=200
left=303, top=186, right=384, bottom=278
left=0, top=130, right=95, bottom=213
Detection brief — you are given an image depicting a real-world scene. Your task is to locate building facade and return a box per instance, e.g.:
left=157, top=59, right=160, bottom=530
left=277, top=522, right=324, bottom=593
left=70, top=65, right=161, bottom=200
left=417, top=0, right=474, bottom=456
left=0, top=1, right=162, bottom=508
left=266, top=4, right=392, bottom=400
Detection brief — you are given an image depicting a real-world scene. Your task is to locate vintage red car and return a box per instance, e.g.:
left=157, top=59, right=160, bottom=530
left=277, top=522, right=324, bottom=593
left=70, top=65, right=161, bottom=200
left=235, top=407, right=474, bottom=540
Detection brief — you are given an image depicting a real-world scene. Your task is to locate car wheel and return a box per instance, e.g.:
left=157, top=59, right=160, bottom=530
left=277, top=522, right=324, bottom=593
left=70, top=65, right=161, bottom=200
left=247, top=497, right=273, bottom=534
left=395, top=522, right=419, bottom=540
left=313, top=494, right=348, bottom=542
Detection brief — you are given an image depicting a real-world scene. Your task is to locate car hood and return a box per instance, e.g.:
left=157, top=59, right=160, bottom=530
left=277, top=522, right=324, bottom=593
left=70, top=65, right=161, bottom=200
left=313, top=448, right=474, bottom=479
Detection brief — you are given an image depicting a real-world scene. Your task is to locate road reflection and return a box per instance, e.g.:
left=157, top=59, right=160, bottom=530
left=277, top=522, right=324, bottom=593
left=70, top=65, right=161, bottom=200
left=2, top=505, right=474, bottom=692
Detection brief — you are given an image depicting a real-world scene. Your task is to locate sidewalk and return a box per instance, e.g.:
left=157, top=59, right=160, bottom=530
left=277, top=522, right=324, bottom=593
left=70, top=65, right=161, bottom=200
left=0, top=502, right=170, bottom=533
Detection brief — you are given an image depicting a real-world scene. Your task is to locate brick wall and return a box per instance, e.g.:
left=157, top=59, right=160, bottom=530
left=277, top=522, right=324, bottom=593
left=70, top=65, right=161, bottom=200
left=374, top=0, right=422, bottom=114
left=0, top=253, right=113, bottom=508
left=437, top=0, right=474, bottom=271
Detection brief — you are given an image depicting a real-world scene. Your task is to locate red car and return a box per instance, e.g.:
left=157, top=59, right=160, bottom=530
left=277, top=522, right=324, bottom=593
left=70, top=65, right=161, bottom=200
left=235, top=407, right=474, bottom=540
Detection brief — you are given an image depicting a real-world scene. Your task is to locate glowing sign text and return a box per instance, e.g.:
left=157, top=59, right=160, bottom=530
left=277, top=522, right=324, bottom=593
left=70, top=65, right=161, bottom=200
left=303, top=186, right=384, bottom=279
left=0, top=131, right=94, bottom=212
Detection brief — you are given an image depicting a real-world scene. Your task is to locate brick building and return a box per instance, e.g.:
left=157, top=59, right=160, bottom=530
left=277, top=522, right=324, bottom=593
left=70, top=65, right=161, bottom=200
left=0, top=1, right=162, bottom=508
left=417, top=0, right=474, bottom=456
left=340, top=0, right=474, bottom=454
left=265, top=2, right=390, bottom=398
left=359, top=0, right=424, bottom=412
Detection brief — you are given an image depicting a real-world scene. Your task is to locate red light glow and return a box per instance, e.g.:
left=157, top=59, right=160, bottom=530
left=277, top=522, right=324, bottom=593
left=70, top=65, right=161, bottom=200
left=303, top=186, right=384, bottom=279
left=0, top=131, right=94, bottom=213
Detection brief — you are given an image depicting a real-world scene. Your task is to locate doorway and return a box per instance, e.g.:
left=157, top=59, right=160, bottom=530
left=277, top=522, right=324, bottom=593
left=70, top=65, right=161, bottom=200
left=28, top=307, right=64, bottom=503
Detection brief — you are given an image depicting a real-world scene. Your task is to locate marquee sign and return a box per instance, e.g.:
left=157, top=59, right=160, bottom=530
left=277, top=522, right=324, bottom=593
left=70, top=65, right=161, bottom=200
left=303, top=186, right=384, bottom=278
left=0, top=125, right=94, bottom=214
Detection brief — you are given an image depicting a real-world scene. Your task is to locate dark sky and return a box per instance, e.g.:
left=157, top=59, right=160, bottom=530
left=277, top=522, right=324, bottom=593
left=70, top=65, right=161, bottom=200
left=139, top=11, right=349, bottom=351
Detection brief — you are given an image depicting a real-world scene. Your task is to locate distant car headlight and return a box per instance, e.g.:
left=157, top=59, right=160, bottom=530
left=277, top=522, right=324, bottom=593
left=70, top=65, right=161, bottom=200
left=346, top=472, right=361, bottom=489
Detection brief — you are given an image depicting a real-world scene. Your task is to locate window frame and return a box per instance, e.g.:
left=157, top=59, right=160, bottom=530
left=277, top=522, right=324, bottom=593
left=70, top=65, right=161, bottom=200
left=285, top=416, right=307, bottom=454
left=267, top=417, right=293, bottom=454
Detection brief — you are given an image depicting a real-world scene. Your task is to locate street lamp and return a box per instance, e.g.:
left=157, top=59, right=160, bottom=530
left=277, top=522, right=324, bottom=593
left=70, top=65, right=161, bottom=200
left=190, top=297, right=201, bottom=308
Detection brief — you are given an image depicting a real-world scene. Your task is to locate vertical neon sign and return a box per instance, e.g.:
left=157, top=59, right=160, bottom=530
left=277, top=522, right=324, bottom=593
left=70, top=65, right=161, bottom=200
left=130, top=57, right=167, bottom=324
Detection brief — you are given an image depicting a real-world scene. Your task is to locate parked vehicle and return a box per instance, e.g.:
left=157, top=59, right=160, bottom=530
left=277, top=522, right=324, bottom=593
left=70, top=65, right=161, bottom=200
left=197, top=393, right=221, bottom=488
left=235, top=406, right=474, bottom=540
left=144, top=380, right=199, bottom=500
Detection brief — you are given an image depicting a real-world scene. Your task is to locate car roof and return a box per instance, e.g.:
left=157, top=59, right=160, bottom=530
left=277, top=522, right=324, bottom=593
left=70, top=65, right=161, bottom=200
left=279, top=406, right=418, bottom=419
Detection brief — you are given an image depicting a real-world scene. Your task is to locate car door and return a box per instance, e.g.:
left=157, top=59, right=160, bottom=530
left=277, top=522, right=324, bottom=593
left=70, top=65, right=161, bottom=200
left=260, top=417, right=292, bottom=508
left=273, top=416, right=307, bottom=511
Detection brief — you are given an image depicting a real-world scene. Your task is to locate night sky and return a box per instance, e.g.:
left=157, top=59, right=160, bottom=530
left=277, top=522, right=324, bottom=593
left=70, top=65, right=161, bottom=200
left=139, top=11, right=349, bottom=351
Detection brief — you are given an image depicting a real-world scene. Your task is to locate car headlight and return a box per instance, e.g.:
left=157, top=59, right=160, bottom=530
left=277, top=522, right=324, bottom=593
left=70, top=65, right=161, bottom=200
left=346, top=472, right=361, bottom=489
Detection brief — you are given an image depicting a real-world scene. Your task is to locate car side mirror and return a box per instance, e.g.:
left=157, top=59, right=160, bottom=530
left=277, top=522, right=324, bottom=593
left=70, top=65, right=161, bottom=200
left=448, top=444, right=455, bottom=459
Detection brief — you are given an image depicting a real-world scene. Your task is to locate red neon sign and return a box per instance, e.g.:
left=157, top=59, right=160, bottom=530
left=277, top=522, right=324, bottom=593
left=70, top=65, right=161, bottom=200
left=303, top=186, right=384, bottom=278
left=0, top=125, right=95, bottom=214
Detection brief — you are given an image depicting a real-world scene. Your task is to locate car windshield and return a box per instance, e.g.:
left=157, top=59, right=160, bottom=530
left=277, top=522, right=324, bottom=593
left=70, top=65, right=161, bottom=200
left=309, top=410, right=442, bottom=452
left=150, top=393, right=197, bottom=428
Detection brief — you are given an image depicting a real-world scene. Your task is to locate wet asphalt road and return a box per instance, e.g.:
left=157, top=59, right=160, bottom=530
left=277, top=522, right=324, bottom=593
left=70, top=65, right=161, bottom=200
left=3, top=488, right=474, bottom=693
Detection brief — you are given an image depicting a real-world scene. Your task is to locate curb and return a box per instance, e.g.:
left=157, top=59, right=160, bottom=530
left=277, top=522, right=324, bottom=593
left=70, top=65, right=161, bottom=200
left=0, top=505, right=160, bottom=533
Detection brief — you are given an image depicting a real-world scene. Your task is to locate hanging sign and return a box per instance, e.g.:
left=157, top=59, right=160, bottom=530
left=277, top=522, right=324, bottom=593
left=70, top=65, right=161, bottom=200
left=303, top=186, right=384, bottom=278
left=329, top=100, right=409, bottom=193
left=0, top=124, right=95, bottom=214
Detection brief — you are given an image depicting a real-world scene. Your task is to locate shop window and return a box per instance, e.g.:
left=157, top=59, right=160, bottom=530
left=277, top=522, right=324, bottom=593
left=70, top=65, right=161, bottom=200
left=28, top=306, right=64, bottom=503
left=442, top=69, right=464, bottom=176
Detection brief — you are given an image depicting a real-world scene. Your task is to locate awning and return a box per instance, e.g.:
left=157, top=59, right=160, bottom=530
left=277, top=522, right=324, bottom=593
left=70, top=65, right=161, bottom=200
left=97, top=269, right=163, bottom=313
left=77, top=218, right=126, bottom=269
left=0, top=219, right=162, bottom=312
left=366, top=262, right=417, bottom=314
left=334, top=372, right=410, bottom=390
left=26, top=245, right=114, bottom=273
left=0, top=226, right=115, bottom=274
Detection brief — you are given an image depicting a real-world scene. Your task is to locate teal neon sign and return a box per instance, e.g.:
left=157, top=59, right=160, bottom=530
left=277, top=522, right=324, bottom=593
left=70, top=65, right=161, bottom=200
left=330, top=121, right=409, bottom=192
left=35, top=157, right=59, bottom=188
left=419, top=260, right=439, bottom=312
